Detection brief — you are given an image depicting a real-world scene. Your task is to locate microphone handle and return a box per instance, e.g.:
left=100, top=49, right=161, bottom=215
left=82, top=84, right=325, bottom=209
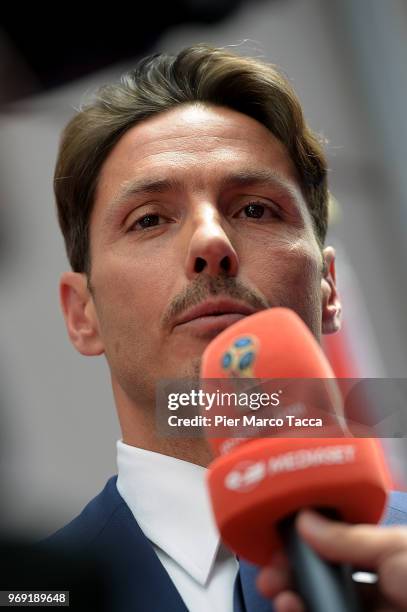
left=280, top=514, right=361, bottom=612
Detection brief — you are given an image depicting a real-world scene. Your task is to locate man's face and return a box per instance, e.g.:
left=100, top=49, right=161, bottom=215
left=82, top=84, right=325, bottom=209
left=68, top=104, right=336, bottom=405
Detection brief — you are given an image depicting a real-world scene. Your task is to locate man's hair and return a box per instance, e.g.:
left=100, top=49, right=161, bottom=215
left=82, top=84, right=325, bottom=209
left=54, top=44, right=329, bottom=274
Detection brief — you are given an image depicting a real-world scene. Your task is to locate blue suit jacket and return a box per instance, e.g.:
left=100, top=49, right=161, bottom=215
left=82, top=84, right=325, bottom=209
left=47, top=477, right=407, bottom=612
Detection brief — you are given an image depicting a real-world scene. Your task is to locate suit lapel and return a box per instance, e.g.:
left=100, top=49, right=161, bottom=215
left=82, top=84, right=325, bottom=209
left=76, top=477, right=189, bottom=612
left=234, top=560, right=275, bottom=612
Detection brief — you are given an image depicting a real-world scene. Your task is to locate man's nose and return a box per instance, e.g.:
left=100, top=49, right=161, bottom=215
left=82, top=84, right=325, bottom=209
left=185, top=207, right=239, bottom=279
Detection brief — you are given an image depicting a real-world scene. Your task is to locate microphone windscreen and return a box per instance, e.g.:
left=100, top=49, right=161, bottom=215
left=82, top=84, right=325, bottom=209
left=200, top=308, right=390, bottom=565
left=201, top=308, right=346, bottom=457
left=207, top=437, right=390, bottom=565
left=201, top=307, right=335, bottom=379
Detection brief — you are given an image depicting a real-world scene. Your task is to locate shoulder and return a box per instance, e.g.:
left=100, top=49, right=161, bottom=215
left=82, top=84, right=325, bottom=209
left=382, top=490, right=407, bottom=526
left=43, top=476, right=128, bottom=549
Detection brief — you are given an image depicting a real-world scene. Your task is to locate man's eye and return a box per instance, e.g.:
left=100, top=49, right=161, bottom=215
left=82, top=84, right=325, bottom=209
left=130, top=213, right=165, bottom=230
left=244, top=203, right=266, bottom=218
left=237, top=201, right=279, bottom=219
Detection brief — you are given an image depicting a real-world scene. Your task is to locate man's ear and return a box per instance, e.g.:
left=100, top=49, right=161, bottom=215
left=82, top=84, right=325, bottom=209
left=321, top=246, right=342, bottom=335
left=59, top=272, right=104, bottom=356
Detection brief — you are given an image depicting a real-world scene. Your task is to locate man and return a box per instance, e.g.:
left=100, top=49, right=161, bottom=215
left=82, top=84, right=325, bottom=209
left=52, top=45, right=407, bottom=611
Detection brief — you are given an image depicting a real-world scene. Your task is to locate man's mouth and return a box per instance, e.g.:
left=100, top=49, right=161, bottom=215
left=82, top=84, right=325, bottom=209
left=172, top=298, right=260, bottom=336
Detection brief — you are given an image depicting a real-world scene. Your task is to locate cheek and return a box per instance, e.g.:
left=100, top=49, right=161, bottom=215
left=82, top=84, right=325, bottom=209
left=91, top=257, right=174, bottom=357
left=241, top=235, right=323, bottom=331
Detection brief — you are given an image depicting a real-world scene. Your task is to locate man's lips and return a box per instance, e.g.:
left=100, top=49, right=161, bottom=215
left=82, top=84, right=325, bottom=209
left=172, top=299, right=258, bottom=333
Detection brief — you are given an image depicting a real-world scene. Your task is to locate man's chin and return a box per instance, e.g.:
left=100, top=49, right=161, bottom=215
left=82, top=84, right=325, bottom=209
left=178, top=356, right=202, bottom=381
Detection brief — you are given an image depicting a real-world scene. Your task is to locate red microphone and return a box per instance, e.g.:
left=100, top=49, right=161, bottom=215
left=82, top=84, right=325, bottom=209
left=201, top=307, right=358, bottom=456
left=201, top=308, right=391, bottom=612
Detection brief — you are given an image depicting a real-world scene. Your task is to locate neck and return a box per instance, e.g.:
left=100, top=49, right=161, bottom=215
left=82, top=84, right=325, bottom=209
left=113, top=379, right=213, bottom=467
left=122, top=433, right=213, bottom=467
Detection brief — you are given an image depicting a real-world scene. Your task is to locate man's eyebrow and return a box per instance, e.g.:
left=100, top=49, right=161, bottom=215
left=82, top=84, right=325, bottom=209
left=218, top=168, right=301, bottom=200
left=102, top=168, right=301, bottom=228
left=102, top=177, right=181, bottom=229
left=108, top=177, right=180, bottom=211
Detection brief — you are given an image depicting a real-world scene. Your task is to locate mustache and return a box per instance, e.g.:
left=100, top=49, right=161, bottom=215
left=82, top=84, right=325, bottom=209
left=162, top=275, right=271, bottom=328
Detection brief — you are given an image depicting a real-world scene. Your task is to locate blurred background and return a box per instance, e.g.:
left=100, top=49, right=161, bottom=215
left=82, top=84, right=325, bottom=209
left=1, top=0, right=407, bottom=536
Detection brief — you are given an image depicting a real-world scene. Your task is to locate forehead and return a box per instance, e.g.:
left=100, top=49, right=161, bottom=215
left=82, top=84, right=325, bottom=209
left=93, top=104, right=302, bottom=222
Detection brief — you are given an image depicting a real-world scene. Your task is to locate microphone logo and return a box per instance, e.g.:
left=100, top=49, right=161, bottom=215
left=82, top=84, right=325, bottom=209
left=224, top=460, right=267, bottom=492
left=224, top=445, right=357, bottom=493
left=221, top=335, right=259, bottom=378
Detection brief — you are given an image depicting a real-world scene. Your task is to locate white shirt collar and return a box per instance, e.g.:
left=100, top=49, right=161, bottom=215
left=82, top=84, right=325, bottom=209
left=116, top=440, right=222, bottom=585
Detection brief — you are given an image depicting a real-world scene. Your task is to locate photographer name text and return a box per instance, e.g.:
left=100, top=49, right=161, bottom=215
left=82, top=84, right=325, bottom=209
left=167, top=414, right=323, bottom=428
